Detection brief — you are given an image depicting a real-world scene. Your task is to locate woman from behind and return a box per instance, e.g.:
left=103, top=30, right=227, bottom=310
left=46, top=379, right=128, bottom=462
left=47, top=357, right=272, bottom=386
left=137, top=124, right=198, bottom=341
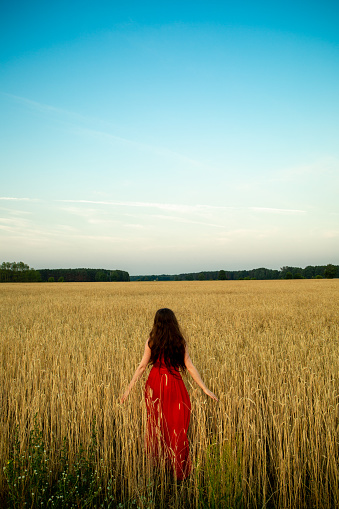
left=121, top=308, right=218, bottom=480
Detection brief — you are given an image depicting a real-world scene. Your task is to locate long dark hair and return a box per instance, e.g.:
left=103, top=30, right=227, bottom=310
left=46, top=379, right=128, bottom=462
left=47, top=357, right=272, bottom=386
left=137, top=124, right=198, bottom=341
left=148, top=308, right=186, bottom=373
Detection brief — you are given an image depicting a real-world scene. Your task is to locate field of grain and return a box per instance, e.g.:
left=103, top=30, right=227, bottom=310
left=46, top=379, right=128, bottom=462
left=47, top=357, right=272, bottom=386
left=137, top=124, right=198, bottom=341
left=1, top=280, right=339, bottom=508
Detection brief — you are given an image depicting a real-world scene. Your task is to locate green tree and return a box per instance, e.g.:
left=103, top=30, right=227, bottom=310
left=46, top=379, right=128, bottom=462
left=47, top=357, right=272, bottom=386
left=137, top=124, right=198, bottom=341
left=303, top=265, right=315, bottom=279
left=95, top=270, right=108, bottom=282
left=30, top=270, right=42, bottom=282
left=110, top=270, right=130, bottom=282
left=58, top=277, right=64, bottom=282
left=217, top=270, right=227, bottom=280
left=48, top=277, right=55, bottom=283
left=0, top=262, right=11, bottom=282
left=285, top=272, right=293, bottom=279
left=324, top=264, right=337, bottom=279
left=197, top=272, right=206, bottom=280
left=0, top=261, right=40, bottom=282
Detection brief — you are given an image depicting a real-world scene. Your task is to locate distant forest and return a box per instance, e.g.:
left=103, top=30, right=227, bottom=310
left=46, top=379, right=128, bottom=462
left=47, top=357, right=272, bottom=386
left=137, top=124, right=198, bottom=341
left=130, top=264, right=339, bottom=281
left=0, top=261, right=338, bottom=283
left=0, top=262, right=130, bottom=283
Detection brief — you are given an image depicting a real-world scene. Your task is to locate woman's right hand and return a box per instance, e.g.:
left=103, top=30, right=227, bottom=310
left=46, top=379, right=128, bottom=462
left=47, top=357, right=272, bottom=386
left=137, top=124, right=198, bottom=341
left=204, top=388, right=219, bottom=401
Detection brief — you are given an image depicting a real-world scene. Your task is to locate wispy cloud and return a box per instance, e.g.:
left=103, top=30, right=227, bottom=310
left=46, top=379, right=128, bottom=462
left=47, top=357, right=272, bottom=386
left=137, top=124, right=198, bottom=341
left=57, top=199, right=306, bottom=216
left=59, top=205, right=104, bottom=219
left=0, top=197, right=39, bottom=201
left=73, top=126, right=203, bottom=166
left=216, top=227, right=277, bottom=244
left=250, top=207, right=306, bottom=215
left=0, top=209, right=32, bottom=216
left=2, top=196, right=308, bottom=221
left=0, top=216, right=32, bottom=229
left=57, top=198, right=235, bottom=213
left=322, top=230, right=339, bottom=239
left=0, top=212, right=126, bottom=243
left=3, top=92, right=203, bottom=167
left=2, top=92, right=89, bottom=123
left=148, top=214, right=225, bottom=228
left=271, top=157, right=339, bottom=183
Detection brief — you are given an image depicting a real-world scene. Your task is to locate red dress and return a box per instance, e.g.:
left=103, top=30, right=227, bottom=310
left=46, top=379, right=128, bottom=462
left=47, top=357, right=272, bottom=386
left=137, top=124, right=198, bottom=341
left=145, top=357, right=191, bottom=480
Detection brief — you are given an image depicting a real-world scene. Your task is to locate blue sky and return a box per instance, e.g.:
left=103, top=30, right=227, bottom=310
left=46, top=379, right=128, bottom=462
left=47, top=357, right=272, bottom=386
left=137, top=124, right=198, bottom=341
left=1, top=0, right=338, bottom=275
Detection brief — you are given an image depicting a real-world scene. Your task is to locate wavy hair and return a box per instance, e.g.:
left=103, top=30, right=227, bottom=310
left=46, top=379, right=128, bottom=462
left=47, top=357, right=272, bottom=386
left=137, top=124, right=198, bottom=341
left=148, top=308, right=186, bottom=373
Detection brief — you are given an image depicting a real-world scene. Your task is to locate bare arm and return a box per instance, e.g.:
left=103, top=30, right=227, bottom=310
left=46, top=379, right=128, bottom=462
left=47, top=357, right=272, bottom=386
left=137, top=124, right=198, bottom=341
left=121, top=339, right=151, bottom=403
left=184, top=349, right=218, bottom=401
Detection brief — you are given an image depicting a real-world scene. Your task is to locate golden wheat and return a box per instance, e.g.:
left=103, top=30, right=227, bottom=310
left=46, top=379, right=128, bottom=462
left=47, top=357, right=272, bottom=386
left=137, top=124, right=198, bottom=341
left=1, top=280, right=338, bottom=507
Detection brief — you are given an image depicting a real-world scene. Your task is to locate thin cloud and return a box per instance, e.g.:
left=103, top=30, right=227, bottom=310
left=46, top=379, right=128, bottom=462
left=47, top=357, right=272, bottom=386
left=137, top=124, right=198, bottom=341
left=322, top=230, right=339, bottom=239
left=74, top=126, right=203, bottom=166
left=56, top=224, right=77, bottom=232
left=59, top=205, right=103, bottom=219
left=0, top=208, right=32, bottom=216
left=271, top=157, right=339, bottom=183
left=56, top=199, right=306, bottom=216
left=0, top=225, right=16, bottom=232
left=124, top=223, right=148, bottom=230
left=150, top=214, right=225, bottom=228
left=0, top=216, right=31, bottom=229
left=2, top=196, right=307, bottom=218
left=56, top=199, right=236, bottom=214
left=2, top=92, right=89, bottom=123
left=68, top=233, right=136, bottom=243
left=216, top=228, right=276, bottom=244
left=0, top=218, right=25, bottom=224
left=0, top=217, right=126, bottom=243
left=3, top=92, right=203, bottom=167
left=250, top=207, right=306, bottom=215
left=0, top=197, right=39, bottom=201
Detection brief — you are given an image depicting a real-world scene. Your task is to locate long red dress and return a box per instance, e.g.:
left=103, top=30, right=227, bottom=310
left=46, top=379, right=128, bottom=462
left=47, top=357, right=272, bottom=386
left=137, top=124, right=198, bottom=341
left=145, top=357, right=191, bottom=480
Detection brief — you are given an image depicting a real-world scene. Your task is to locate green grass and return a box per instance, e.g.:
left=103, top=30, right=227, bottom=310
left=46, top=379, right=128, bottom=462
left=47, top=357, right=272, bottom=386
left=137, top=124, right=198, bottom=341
left=3, top=418, right=245, bottom=509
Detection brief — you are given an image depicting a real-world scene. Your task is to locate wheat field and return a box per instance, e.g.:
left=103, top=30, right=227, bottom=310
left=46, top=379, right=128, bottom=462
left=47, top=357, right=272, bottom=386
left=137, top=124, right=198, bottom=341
left=1, top=280, right=339, bottom=508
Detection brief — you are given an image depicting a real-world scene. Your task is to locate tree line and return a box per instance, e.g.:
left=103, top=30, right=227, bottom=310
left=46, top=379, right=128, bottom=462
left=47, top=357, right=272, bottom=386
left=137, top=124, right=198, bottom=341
left=0, top=262, right=42, bottom=282
left=0, top=262, right=130, bottom=283
left=130, top=264, right=338, bottom=281
left=1, top=261, right=337, bottom=283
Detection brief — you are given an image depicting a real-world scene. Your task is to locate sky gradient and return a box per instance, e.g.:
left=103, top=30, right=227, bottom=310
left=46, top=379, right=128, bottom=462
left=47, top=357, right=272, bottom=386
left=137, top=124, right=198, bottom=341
left=1, top=1, right=338, bottom=275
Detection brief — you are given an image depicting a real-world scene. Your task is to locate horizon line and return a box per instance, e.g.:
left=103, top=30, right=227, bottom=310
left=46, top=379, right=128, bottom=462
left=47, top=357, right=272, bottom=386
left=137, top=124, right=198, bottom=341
left=31, top=262, right=337, bottom=277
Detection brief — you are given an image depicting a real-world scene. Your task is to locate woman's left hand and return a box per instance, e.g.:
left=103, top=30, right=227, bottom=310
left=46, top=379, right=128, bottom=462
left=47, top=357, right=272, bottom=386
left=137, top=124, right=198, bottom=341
left=120, top=390, right=129, bottom=403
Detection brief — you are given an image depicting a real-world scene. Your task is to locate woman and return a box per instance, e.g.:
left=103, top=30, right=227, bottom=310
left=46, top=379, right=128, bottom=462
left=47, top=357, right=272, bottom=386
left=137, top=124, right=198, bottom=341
left=121, top=308, right=218, bottom=480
